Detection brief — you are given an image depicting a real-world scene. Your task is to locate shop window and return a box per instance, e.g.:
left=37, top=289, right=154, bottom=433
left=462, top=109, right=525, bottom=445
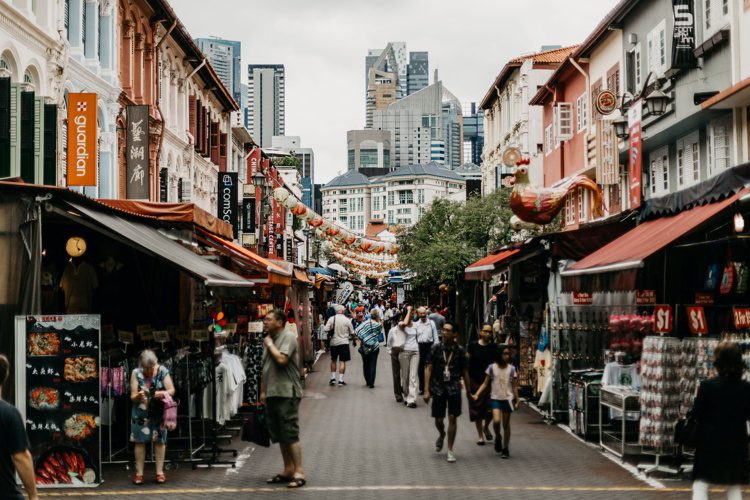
left=676, top=132, right=700, bottom=188
left=649, top=146, right=670, bottom=196
left=565, top=192, right=575, bottom=225
left=554, top=102, right=573, bottom=141
left=576, top=93, right=588, bottom=132
left=708, top=121, right=731, bottom=177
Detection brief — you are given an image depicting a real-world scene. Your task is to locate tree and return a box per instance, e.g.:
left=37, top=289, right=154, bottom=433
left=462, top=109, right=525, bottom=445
left=397, top=189, right=516, bottom=288
left=272, top=153, right=302, bottom=174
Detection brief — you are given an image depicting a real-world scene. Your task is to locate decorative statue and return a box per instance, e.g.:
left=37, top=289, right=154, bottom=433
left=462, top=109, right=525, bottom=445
left=509, top=166, right=604, bottom=225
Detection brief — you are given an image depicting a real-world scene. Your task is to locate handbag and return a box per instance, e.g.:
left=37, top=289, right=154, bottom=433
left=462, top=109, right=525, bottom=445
left=241, top=406, right=270, bottom=447
left=390, top=325, right=406, bottom=353
left=674, top=410, right=698, bottom=448
left=161, top=393, right=179, bottom=431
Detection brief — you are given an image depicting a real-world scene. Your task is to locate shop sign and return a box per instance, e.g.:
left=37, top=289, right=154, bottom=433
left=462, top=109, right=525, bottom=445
left=686, top=306, right=708, bottom=335
left=241, top=197, right=256, bottom=233
left=694, top=292, right=714, bottom=305
left=126, top=105, right=150, bottom=200
left=627, top=103, right=642, bottom=210
left=336, top=281, right=354, bottom=305
left=654, top=305, right=673, bottom=333
left=396, top=287, right=405, bottom=306
left=136, top=324, right=153, bottom=342
left=275, top=233, right=284, bottom=258
left=672, top=0, right=698, bottom=69
left=286, top=238, right=293, bottom=263
left=502, top=147, right=521, bottom=167
left=15, top=315, right=102, bottom=487
left=636, top=290, right=656, bottom=304
left=733, top=307, right=750, bottom=330
left=595, top=90, right=618, bottom=115
left=572, top=292, right=593, bottom=305
left=217, top=172, right=239, bottom=238
left=67, top=93, right=98, bottom=186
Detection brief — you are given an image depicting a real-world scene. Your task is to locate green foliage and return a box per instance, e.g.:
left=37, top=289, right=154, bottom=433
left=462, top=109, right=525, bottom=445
left=272, top=154, right=302, bottom=173
left=397, top=189, right=515, bottom=287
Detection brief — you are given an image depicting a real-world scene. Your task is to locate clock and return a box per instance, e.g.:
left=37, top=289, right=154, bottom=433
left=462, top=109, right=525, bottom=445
left=65, top=237, right=87, bottom=258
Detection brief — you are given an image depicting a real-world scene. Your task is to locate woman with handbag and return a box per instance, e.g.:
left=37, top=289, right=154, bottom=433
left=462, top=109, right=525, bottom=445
left=129, top=349, right=176, bottom=485
left=691, top=342, right=750, bottom=500
left=355, top=309, right=384, bottom=388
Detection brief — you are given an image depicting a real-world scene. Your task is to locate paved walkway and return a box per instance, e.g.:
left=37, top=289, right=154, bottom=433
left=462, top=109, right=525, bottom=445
left=38, top=348, right=711, bottom=499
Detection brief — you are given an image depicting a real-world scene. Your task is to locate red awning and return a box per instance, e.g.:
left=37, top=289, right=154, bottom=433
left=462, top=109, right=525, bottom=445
left=562, top=190, right=747, bottom=276
left=465, top=249, right=520, bottom=281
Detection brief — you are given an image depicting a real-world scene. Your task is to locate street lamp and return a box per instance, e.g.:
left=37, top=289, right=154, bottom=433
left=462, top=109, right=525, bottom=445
left=252, top=168, right=271, bottom=255
left=613, top=115, right=629, bottom=139
left=644, top=88, right=670, bottom=116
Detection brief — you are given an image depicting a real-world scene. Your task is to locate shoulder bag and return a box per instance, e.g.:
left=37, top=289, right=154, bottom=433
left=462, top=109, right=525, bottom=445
left=390, top=325, right=406, bottom=353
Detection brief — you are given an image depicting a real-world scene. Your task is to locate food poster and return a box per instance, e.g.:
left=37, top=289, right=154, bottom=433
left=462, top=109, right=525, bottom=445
left=16, top=315, right=101, bottom=487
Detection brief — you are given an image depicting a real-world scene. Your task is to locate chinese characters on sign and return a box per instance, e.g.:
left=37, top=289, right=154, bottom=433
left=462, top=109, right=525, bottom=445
left=126, top=105, right=150, bottom=200
left=672, top=0, right=698, bottom=69
left=66, top=93, right=98, bottom=187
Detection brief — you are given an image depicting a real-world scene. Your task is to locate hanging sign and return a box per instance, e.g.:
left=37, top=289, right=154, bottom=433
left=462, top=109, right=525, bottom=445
left=627, top=103, right=642, bottom=210
left=694, top=292, right=714, bottom=305
left=286, top=238, right=293, bottom=263
left=336, top=281, right=354, bottom=305
left=654, top=305, right=673, bottom=334
left=672, top=0, right=698, bottom=70
left=572, top=292, right=593, bottom=305
left=126, top=105, right=150, bottom=200
left=66, top=93, right=98, bottom=187
left=686, top=306, right=708, bottom=335
left=733, top=307, right=750, bottom=330
left=218, top=172, right=239, bottom=238
left=636, top=290, right=656, bottom=304
left=595, top=90, right=618, bottom=115
left=502, top=147, right=522, bottom=167
left=242, top=197, right=256, bottom=233
left=15, top=315, right=102, bottom=487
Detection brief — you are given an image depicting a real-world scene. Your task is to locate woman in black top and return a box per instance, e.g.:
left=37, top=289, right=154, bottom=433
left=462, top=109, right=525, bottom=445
left=692, top=341, right=750, bottom=500
left=466, top=323, right=497, bottom=445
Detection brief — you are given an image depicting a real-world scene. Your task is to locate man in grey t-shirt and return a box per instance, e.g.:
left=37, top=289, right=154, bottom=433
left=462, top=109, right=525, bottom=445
left=429, top=305, right=446, bottom=333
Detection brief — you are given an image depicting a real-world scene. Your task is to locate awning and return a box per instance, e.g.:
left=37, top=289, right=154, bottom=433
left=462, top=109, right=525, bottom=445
left=465, top=249, right=520, bottom=281
left=61, top=201, right=251, bottom=288
left=196, top=228, right=292, bottom=286
left=701, top=76, right=750, bottom=110
left=293, top=269, right=312, bottom=285
left=562, top=190, right=746, bottom=277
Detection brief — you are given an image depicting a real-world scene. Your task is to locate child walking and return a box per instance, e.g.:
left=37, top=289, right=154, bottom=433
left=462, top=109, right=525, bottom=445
left=472, top=345, right=519, bottom=458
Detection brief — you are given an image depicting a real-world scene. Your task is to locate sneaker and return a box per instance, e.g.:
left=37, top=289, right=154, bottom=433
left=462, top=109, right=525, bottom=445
left=329, top=379, right=336, bottom=386
left=446, top=451, right=456, bottom=463
left=494, top=436, right=503, bottom=453
left=501, top=449, right=509, bottom=459
left=338, top=381, right=347, bottom=386
left=435, top=434, right=445, bottom=452
left=407, top=402, right=416, bottom=408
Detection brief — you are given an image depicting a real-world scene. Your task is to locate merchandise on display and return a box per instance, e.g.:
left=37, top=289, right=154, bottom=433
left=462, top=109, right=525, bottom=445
left=679, top=337, right=718, bottom=417
left=639, top=336, right=682, bottom=449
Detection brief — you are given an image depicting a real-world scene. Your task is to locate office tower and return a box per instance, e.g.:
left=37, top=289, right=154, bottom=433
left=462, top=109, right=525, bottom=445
left=365, top=69, right=397, bottom=128
left=196, top=37, right=242, bottom=105
left=248, top=64, right=285, bottom=147
left=347, top=129, right=392, bottom=172
left=462, top=102, right=484, bottom=166
left=407, top=51, right=429, bottom=95
left=271, top=136, right=315, bottom=207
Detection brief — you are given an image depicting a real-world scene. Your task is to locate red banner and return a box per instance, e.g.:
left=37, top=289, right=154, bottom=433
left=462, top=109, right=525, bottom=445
left=628, top=104, right=642, bottom=209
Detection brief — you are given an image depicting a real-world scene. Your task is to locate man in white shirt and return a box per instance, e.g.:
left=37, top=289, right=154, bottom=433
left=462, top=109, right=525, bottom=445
left=415, top=307, right=439, bottom=395
left=325, top=305, right=355, bottom=386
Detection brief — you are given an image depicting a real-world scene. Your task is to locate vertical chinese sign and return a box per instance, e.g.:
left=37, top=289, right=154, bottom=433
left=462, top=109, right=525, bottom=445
left=126, top=105, right=150, bottom=200
left=16, top=315, right=101, bottom=487
left=672, top=0, right=698, bottom=70
left=627, top=103, right=642, bottom=210
left=67, top=93, right=98, bottom=187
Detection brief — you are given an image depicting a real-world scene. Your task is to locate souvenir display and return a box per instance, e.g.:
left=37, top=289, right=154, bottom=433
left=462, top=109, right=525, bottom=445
left=639, top=336, right=681, bottom=449
left=679, top=337, right=718, bottom=417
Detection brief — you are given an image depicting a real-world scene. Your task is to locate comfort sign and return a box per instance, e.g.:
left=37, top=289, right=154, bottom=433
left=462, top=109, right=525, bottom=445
left=67, top=93, right=98, bottom=186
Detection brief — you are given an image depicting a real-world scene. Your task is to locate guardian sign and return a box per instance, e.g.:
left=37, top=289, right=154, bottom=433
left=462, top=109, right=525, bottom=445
left=67, top=93, right=98, bottom=186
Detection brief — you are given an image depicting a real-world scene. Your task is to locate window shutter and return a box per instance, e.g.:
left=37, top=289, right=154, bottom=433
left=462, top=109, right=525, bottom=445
left=195, top=98, right=202, bottom=152
left=0, top=78, right=10, bottom=178
left=219, top=132, right=227, bottom=171
left=9, top=84, right=20, bottom=175
left=43, top=103, right=57, bottom=185
left=188, top=95, right=196, bottom=141
left=556, top=103, right=573, bottom=141
left=82, top=2, right=87, bottom=55
left=181, top=179, right=192, bottom=202
left=20, top=90, right=35, bottom=183
left=34, top=97, right=44, bottom=184
left=683, top=141, right=693, bottom=186
left=210, top=121, right=219, bottom=165
left=64, top=0, right=70, bottom=39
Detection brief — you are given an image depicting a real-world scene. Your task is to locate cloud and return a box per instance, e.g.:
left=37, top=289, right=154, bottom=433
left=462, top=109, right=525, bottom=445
left=177, top=0, right=620, bottom=183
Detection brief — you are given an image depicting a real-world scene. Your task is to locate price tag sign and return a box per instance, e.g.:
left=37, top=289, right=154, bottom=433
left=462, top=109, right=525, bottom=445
left=694, top=292, right=714, bottom=305
left=687, top=306, right=709, bottom=335
left=572, top=292, right=593, bottom=305
left=248, top=321, right=264, bottom=333
left=190, top=329, right=209, bottom=342
left=636, top=290, right=656, bottom=305
left=153, top=330, right=170, bottom=343
left=654, top=305, right=673, bottom=334
left=733, top=307, right=750, bottom=330
left=137, top=324, right=153, bottom=341
left=118, top=330, right=134, bottom=344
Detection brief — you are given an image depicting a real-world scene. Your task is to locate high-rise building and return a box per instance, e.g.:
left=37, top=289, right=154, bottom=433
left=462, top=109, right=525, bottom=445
left=462, top=102, right=484, bottom=166
left=373, top=81, right=463, bottom=170
left=248, top=64, right=285, bottom=147
left=407, top=52, right=429, bottom=95
left=270, top=136, right=314, bottom=207
left=365, top=69, right=397, bottom=128
left=347, top=130, right=392, bottom=171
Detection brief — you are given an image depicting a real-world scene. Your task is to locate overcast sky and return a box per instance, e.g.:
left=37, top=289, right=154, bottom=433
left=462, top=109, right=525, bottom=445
left=178, top=0, right=619, bottom=183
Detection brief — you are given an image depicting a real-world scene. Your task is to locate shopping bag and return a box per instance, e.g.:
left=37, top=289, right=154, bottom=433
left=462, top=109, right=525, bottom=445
left=241, top=407, right=271, bottom=447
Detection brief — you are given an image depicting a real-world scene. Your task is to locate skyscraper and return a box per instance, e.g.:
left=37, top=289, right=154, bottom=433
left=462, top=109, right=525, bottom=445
left=271, top=136, right=315, bottom=207
left=407, top=52, right=429, bottom=95
left=196, top=37, right=242, bottom=105
left=462, top=102, right=484, bottom=166
left=247, top=64, right=285, bottom=147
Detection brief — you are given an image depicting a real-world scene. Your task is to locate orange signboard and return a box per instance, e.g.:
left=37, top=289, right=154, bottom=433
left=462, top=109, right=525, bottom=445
left=67, top=93, right=98, bottom=186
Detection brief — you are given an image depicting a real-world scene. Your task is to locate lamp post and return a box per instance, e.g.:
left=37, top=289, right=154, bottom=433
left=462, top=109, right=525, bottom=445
left=611, top=72, right=671, bottom=140
left=252, top=168, right=270, bottom=256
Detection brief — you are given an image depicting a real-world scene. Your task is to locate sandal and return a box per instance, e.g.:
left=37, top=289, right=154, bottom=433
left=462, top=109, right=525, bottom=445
left=288, top=477, right=307, bottom=488
left=155, top=473, right=166, bottom=484
left=266, top=474, right=293, bottom=484
left=133, top=474, right=144, bottom=485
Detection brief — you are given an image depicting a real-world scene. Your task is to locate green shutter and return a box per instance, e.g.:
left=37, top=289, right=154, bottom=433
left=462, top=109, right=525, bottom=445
left=9, top=84, right=20, bottom=176
left=0, top=78, right=10, bottom=178
left=34, top=97, right=44, bottom=183
left=43, top=104, right=57, bottom=185
left=20, top=90, right=35, bottom=183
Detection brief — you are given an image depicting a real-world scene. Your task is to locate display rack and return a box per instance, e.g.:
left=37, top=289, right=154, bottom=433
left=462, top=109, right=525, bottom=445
left=568, top=371, right=603, bottom=440
left=599, top=385, right=641, bottom=459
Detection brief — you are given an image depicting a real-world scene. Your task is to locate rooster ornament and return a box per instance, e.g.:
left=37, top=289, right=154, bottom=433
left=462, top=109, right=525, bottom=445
left=508, top=166, right=605, bottom=226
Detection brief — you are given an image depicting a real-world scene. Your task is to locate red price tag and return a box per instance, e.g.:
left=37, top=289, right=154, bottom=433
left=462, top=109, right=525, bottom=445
left=636, top=290, right=656, bottom=304
left=733, top=307, right=750, bottom=330
left=572, top=292, right=593, bottom=305
left=694, top=292, right=714, bottom=305
left=686, top=306, right=708, bottom=335
left=654, top=305, right=673, bottom=334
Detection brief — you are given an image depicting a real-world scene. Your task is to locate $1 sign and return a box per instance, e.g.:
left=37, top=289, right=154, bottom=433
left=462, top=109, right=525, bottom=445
left=654, top=305, right=672, bottom=334
left=686, top=306, right=708, bottom=335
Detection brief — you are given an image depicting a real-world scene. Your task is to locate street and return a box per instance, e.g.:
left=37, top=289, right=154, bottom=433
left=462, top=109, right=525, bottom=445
left=37, top=351, right=695, bottom=500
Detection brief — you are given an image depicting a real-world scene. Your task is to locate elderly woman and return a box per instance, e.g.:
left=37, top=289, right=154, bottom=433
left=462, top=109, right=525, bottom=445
left=355, top=308, right=385, bottom=388
left=130, top=349, right=175, bottom=485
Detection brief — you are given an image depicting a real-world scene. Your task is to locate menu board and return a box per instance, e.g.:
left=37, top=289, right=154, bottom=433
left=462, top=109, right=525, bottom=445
left=16, top=315, right=101, bottom=488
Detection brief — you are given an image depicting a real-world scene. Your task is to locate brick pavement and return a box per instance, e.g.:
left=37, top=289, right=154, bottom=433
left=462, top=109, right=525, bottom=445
left=36, top=348, right=704, bottom=499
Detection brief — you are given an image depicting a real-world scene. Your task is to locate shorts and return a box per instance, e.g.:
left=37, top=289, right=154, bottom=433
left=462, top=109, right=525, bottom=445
left=265, top=397, right=301, bottom=444
left=431, top=392, right=462, bottom=418
left=330, top=343, right=351, bottom=362
left=490, top=399, right=514, bottom=412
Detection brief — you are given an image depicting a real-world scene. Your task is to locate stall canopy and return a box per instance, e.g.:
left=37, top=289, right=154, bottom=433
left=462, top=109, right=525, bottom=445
left=59, top=201, right=252, bottom=288
left=293, top=269, right=313, bottom=285
left=561, top=189, right=747, bottom=277
left=196, top=228, right=292, bottom=286
left=465, top=249, right=520, bottom=281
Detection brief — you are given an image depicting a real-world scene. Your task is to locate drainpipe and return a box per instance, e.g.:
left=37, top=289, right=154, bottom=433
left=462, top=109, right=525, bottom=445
left=568, top=57, right=590, bottom=171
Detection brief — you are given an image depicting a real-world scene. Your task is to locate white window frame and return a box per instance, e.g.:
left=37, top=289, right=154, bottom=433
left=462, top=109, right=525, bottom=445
left=565, top=193, right=575, bottom=225
left=649, top=145, right=670, bottom=196
left=576, top=93, right=588, bottom=133
left=707, top=119, right=731, bottom=177
left=555, top=102, right=573, bottom=141
left=676, top=131, right=700, bottom=189
left=646, top=20, right=668, bottom=76
left=544, top=125, right=553, bottom=155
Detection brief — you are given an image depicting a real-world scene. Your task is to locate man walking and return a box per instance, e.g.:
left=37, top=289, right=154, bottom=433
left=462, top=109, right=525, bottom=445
left=415, top=307, right=439, bottom=395
left=325, top=304, right=354, bottom=386
left=0, top=354, right=39, bottom=500
left=423, top=322, right=471, bottom=463
left=429, top=305, right=446, bottom=332
left=261, top=310, right=306, bottom=489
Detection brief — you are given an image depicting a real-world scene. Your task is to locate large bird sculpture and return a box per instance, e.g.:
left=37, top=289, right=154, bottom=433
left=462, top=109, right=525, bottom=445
left=508, top=166, right=604, bottom=225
